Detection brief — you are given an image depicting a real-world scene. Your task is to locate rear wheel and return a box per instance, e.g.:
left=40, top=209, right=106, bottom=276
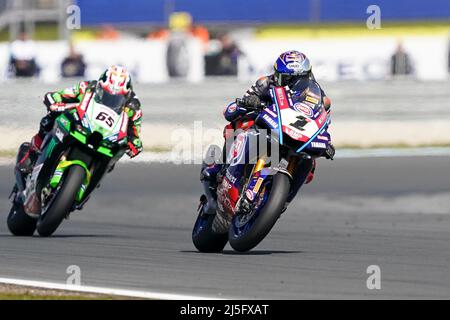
left=7, top=198, right=37, bottom=236
left=192, top=201, right=228, bottom=253
left=229, top=173, right=291, bottom=252
left=37, top=165, right=85, bottom=237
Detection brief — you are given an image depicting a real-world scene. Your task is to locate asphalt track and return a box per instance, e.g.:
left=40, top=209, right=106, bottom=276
left=0, top=156, right=450, bottom=299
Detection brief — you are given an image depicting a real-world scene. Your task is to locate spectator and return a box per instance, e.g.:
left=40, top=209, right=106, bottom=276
left=61, top=43, right=86, bottom=78
left=390, top=41, right=413, bottom=76
left=205, top=34, right=242, bottom=76
left=8, top=32, right=39, bottom=77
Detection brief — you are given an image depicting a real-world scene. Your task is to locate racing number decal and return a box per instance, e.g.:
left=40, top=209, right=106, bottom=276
left=289, top=115, right=309, bottom=131
left=96, top=112, right=114, bottom=127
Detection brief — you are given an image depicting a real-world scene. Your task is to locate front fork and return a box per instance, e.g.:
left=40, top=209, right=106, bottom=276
left=285, top=153, right=314, bottom=203
left=241, top=153, right=314, bottom=207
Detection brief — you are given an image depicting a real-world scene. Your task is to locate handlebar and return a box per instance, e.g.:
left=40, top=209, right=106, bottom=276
left=235, top=98, right=266, bottom=111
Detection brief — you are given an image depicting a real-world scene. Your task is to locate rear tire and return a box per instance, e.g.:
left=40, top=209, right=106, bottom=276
left=192, top=209, right=228, bottom=253
left=229, top=173, right=291, bottom=252
left=37, top=165, right=85, bottom=237
left=7, top=199, right=37, bottom=236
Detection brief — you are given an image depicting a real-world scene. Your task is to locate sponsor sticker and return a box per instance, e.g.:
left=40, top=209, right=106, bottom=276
left=230, top=133, right=246, bottom=166
left=305, top=89, right=320, bottom=99
left=284, top=126, right=303, bottom=140
left=265, top=108, right=277, bottom=118
left=317, top=112, right=327, bottom=125
left=317, top=135, right=329, bottom=141
left=275, top=88, right=287, bottom=107
left=79, top=92, right=92, bottom=111
left=305, top=95, right=319, bottom=104
left=253, top=177, right=264, bottom=193
left=245, top=189, right=254, bottom=201
left=311, top=142, right=327, bottom=149
left=227, top=103, right=237, bottom=114
left=226, top=171, right=237, bottom=184
left=59, top=117, right=69, bottom=127
left=55, top=128, right=64, bottom=142
left=293, top=103, right=313, bottom=117
left=262, top=114, right=278, bottom=129
left=287, top=62, right=301, bottom=70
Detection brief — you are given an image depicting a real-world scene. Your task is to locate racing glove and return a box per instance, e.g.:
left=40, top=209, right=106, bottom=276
left=126, top=138, right=143, bottom=158
left=324, top=143, right=335, bottom=160
left=240, top=95, right=262, bottom=110
left=47, top=102, right=68, bottom=113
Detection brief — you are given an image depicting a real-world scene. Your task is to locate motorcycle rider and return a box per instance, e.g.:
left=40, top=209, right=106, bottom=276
left=17, top=65, right=143, bottom=172
left=201, top=50, right=335, bottom=191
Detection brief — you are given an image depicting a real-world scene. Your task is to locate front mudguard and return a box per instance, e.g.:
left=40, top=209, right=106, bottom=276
left=49, top=160, right=92, bottom=203
left=243, top=153, right=314, bottom=206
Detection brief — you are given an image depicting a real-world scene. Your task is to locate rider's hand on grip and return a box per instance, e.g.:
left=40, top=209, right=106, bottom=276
left=126, top=141, right=142, bottom=158
left=48, top=102, right=67, bottom=113
left=239, top=95, right=262, bottom=110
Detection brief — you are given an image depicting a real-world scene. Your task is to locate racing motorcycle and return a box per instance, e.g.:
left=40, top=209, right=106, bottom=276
left=7, top=89, right=129, bottom=237
left=192, top=80, right=333, bottom=252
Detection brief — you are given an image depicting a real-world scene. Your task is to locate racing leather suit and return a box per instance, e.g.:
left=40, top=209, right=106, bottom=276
left=18, top=80, right=143, bottom=172
left=201, top=72, right=333, bottom=189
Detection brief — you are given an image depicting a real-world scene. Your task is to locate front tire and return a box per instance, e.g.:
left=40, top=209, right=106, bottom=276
left=229, top=173, right=291, bottom=252
left=37, top=165, right=85, bottom=237
left=192, top=206, right=228, bottom=253
left=7, top=199, right=37, bottom=236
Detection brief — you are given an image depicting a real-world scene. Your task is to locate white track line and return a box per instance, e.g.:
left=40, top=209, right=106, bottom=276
left=0, top=277, right=223, bottom=300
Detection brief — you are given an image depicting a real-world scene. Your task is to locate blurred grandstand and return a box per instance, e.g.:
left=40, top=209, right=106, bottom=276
left=0, top=0, right=448, bottom=82
left=0, top=0, right=449, bottom=153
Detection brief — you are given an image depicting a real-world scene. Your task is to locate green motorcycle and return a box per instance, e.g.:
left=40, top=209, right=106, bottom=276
left=7, top=89, right=129, bottom=237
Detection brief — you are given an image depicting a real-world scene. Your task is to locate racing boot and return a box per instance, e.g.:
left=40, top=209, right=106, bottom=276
left=199, top=163, right=223, bottom=216
left=16, top=133, right=43, bottom=174
left=200, top=163, right=223, bottom=191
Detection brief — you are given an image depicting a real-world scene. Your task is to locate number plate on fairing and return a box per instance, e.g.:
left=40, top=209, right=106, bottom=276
left=82, top=99, right=128, bottom=142
left=92, top=104, right=120, bottom=130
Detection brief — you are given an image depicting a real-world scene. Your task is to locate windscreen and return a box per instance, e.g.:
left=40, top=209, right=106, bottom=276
left=94, top=86, right=127, bottom=113
left=291, top=79, right=322, bottom=107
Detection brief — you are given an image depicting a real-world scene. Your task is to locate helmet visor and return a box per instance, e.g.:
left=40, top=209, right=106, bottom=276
left=94, top=85, right=127, bottom=113
left=274, top=72, right=298, bottom=87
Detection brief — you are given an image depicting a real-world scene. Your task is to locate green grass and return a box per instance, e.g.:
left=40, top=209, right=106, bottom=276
left=144, top=145, right=172, bottom=153
left=2, top=20, right=449, bottom=42
left=0, top=23, right=59, bottom=42
left=0, top=150, right=16, bottom=158
left=256, top=21, right=450, bottom=39
left=0, top=24, right=101, bottom=42
left=0, top=293, right=117, bottom=300
left=0, top=284, right=138, bottom=300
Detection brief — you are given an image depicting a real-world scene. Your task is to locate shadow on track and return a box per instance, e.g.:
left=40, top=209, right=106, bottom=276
left=180, top=250, right=302, bottom=255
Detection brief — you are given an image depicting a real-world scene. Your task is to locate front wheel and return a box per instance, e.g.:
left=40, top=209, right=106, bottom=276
left=229, top=173, right=291, bottom=252
left=36, top=165, right=85, bottom=237
left=192, top=201, right=228, bottom=253
left=7, top=198, right=37, bottom=236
